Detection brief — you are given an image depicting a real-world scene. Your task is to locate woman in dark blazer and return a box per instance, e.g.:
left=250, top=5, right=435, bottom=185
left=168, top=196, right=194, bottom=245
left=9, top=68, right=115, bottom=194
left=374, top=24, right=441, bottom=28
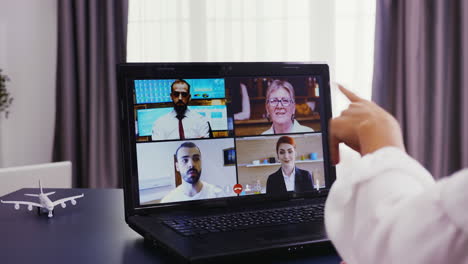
left=266, top=136, right=314, bottom=194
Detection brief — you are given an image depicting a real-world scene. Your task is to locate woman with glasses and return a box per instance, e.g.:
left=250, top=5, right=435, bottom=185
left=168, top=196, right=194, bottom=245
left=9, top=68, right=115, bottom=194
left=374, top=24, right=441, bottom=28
left=262, top=80, right=314, bottom=135
left=266, top=136, right=314, bottom=194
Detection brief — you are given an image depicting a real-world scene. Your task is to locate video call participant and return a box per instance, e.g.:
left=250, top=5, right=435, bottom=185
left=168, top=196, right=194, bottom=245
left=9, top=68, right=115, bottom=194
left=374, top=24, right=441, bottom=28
left=266, top=136, right=314, bottom=194
left=161, top=142, right=223, bottom=203
left=152, top=79, right=210, bottom=140
left=262, top=80, right=314, bottom=135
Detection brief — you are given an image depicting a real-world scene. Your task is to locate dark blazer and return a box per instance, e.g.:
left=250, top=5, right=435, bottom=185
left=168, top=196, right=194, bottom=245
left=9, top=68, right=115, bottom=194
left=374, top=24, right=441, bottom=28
left=266, top=167, right=314, bottom=195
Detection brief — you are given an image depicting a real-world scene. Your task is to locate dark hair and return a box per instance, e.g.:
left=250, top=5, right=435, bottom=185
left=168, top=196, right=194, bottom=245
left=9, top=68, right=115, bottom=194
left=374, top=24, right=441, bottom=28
left=276, top=136, right=296, bottom=153
left=171, top=79, right=191, bottom=93
left=175, top=142, right=200, bottom=160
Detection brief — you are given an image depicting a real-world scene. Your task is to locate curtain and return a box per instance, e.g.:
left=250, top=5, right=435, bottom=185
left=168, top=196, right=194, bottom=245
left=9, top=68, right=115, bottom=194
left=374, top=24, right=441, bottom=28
left=53, top=0, right=128, bottom=188
left=372, top=0, right=468, bottom=179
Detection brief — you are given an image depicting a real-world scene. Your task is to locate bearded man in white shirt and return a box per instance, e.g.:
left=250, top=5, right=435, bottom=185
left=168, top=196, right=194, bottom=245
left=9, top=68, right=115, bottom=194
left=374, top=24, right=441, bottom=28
left=152, top=79, right=210, bottom=141
left=161, top=142, right=222, bottom=203
left=325, top=85, right=468, bottom=264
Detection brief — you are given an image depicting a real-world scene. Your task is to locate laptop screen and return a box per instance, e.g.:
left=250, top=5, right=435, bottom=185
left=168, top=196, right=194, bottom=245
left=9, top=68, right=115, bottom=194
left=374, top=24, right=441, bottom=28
left=119, top=63, right=334, bottom=208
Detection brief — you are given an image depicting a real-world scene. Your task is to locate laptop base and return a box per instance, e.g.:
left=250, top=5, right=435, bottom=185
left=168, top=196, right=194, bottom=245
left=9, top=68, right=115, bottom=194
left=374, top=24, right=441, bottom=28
left=143, top=233, right=336, bottom=264
left=129, top=197, right=330, bottom=263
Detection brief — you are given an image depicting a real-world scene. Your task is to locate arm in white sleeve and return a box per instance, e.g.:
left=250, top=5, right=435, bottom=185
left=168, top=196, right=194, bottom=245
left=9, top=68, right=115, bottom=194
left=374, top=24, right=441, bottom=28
left=325, top=146, right=468, bottom=264
left=151, top=119, right=163, bottom=141
left=199, top=116, right=210, bottom=138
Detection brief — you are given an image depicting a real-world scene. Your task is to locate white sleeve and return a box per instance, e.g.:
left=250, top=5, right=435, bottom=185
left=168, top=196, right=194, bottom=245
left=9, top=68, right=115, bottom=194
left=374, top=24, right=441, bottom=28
left=199, top=116, right=210, bottom=138
left=151, top=118, right=164, bottom=141
left=325, top=147, right=468, bottom=264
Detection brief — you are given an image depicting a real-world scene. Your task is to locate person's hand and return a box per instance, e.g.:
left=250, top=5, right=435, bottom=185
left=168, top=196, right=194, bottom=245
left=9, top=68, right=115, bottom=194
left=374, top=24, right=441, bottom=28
left=329, top=85, right=405, bottom=165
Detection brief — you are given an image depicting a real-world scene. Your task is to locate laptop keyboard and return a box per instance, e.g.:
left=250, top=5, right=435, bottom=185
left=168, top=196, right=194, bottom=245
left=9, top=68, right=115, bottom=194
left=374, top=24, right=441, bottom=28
left=162, top=203, right=325, bottom=237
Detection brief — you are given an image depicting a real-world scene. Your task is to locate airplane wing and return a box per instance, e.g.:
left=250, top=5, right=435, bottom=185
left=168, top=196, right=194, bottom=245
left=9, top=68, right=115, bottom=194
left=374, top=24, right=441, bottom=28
left=0, top=200, right=43, bottom=208
left=52, top=194, right=84, bottom=207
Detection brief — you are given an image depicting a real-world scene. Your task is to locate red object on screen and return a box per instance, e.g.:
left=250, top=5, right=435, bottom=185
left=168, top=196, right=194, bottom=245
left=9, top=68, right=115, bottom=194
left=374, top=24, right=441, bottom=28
left=233, top=184, right=243, bottom=194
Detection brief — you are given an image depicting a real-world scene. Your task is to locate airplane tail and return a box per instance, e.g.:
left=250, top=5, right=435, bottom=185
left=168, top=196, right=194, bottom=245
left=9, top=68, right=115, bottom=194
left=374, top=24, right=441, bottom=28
left=39, top=180, right=43, bottom=194
left=24, top=180, right=55, bottom=197
left=37, top=180, right=55, bottom=196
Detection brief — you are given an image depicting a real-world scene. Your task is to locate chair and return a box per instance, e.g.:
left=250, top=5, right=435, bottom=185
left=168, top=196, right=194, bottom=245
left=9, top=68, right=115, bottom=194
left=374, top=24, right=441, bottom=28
left=0, top=161, right=72, bottom=196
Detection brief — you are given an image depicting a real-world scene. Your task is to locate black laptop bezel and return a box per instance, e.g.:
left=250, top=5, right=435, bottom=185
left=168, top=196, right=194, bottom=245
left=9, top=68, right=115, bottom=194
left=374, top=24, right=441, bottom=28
left=118, top=62, right=336, bottom=218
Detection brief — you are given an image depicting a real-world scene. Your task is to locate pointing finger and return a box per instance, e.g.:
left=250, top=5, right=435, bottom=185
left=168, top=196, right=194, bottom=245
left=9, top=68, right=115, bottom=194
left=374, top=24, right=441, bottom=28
left=338, top=84, right=362, bottom=102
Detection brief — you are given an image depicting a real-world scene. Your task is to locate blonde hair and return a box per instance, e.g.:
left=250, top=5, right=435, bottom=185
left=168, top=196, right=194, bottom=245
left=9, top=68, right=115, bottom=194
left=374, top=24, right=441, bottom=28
left=265, top=80, right=295, bottom=102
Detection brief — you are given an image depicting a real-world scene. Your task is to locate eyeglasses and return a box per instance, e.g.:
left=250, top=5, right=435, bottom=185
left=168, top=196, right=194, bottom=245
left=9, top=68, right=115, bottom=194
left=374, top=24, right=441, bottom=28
left=266, top=98, right=294, bottom=106
left=172, top=91, right=189, bottom=98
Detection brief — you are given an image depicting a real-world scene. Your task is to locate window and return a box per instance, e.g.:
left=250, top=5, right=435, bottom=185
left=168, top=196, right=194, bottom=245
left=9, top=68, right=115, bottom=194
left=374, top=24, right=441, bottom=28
left=127, top=0, right=375, bottom=101
left=127, top=0, right=376, bottom=171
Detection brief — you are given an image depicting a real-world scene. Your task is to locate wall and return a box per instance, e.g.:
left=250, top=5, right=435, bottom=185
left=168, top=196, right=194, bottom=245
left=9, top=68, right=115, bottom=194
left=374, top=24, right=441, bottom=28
left=0, top=0, right=57, bottom=167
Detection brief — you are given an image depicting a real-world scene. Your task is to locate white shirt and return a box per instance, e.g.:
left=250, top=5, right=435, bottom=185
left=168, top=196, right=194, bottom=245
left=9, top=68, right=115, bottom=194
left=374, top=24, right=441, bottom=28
left=151, top=109, right=210, bottom=140
left=160, top=181, right=223, bottom=203
left=325, top=147, right=468, bottom=264
left=281, top=167, right=296, bottom=191
left=261, top=119, right=314, bottom=135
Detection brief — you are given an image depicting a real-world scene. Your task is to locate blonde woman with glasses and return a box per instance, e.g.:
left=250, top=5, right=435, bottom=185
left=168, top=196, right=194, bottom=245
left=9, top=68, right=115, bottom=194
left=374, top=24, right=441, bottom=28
left=262, top=80, right=313, bottom=135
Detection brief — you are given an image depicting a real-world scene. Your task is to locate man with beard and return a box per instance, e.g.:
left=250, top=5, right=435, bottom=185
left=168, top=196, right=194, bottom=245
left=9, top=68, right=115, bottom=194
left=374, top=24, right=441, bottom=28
left=161, top=142, right=223, bottom=203
left=152, top=79, right=210, bottom=140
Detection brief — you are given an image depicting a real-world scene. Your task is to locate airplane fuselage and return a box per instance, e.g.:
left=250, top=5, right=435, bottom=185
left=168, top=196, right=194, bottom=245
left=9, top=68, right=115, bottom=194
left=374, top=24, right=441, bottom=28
left=39, top=194, right=54, bottom=214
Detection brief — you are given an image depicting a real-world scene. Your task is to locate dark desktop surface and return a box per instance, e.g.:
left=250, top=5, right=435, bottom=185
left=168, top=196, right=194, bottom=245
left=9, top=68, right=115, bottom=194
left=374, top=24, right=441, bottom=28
left=0, top=188, right=341, bottom=264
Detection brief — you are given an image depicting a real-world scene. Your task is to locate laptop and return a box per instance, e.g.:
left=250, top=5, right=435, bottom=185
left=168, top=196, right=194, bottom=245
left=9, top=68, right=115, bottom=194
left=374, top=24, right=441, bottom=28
left=117, top=62, right=336, bottom=263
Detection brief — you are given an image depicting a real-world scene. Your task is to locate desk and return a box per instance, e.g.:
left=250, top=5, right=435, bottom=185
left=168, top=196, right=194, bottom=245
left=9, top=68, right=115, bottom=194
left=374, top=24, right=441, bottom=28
left=0, top=188, right=341, bottom=263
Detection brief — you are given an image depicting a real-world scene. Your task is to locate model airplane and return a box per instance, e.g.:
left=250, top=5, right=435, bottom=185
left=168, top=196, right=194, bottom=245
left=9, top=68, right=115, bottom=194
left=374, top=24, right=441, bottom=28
left=0, top=181, right=84, bottom=218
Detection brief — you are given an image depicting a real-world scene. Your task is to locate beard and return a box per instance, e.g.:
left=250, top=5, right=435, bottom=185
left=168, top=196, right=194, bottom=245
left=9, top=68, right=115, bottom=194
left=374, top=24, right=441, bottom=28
left=182, top=168, right=201, bottom=184
left=174, top=101, right=188, bottom=118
